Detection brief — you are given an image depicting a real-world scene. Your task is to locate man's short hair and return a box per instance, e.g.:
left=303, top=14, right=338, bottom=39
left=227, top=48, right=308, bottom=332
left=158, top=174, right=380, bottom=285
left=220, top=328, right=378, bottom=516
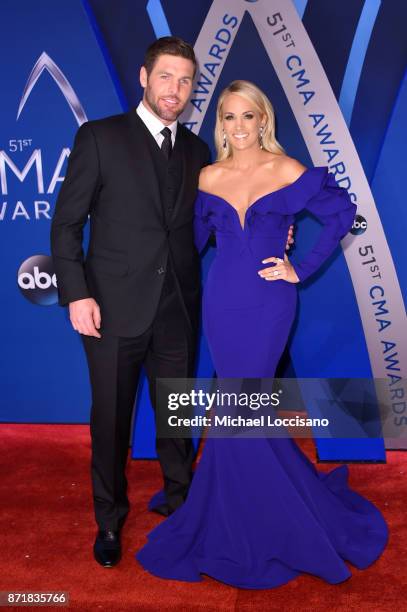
left=144, top=36, right=197, bottom=77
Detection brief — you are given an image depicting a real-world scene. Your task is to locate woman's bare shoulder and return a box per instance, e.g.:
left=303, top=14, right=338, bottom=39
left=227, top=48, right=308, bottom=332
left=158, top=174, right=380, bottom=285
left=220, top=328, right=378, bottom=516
left=198, top=161, right=229, bottom=192
left=271, top=155, right=308, bottom=182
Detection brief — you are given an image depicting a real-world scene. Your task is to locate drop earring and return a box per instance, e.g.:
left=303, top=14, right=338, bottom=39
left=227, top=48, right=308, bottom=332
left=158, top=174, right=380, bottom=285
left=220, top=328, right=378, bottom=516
left=223, top=131, right=227, bottom=149
left=259, top=126, right=264, bottom=149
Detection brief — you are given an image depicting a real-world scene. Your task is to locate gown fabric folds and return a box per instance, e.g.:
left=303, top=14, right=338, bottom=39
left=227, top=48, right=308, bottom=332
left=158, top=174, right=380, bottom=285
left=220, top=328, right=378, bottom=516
left=136, top=166, right=388, bottom=589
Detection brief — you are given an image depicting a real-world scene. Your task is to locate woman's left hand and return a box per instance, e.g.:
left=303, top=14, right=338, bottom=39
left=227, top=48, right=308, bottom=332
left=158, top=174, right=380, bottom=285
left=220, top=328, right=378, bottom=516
left=258, top=253, right=299, bottom=283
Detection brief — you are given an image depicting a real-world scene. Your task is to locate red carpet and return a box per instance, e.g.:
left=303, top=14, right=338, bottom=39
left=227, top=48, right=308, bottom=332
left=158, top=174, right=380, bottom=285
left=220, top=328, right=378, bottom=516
left=0, top=424, right=404, bottom=611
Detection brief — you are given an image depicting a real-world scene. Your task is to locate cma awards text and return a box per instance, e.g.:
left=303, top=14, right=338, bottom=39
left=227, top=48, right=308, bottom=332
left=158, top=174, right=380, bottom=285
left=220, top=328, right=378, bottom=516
left=0, top=144, right=69, bottom=221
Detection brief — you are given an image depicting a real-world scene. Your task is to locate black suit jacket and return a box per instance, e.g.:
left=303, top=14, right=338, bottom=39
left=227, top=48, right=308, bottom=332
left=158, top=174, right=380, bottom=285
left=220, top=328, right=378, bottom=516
left=50, top=107, right=211, bottom=337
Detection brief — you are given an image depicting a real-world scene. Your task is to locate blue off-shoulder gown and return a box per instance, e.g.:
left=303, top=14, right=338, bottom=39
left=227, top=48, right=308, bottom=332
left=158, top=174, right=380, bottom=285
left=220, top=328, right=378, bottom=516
left=136, top=166, right=388, bottom=589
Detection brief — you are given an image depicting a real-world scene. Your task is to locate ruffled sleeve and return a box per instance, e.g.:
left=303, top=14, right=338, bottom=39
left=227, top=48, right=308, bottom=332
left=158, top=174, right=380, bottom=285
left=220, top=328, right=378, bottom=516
left=291, top=168, right=356, bottom=283
left=193, top=191, right=212, bottom=253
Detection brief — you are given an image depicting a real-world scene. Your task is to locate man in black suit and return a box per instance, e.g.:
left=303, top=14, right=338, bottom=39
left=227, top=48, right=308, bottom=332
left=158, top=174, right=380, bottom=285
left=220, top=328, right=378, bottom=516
left=51, top=37, right=210, bottom=568
left=51, top=36, right=294, bottom=569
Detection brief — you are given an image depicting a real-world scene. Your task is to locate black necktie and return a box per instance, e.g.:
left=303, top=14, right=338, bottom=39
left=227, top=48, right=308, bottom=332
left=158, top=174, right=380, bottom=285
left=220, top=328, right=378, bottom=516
left=160, top=127, right=173, bottom=160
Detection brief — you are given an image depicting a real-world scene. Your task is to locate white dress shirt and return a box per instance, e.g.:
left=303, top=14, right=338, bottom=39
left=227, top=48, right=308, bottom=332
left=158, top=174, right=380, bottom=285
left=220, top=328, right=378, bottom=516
left=136, top=100, right=177, bottom=148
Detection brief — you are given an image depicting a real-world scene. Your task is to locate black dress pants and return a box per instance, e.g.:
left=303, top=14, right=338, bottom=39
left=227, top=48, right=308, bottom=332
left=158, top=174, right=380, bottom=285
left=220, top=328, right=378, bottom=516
left=81, top=270, right=196, bottom=530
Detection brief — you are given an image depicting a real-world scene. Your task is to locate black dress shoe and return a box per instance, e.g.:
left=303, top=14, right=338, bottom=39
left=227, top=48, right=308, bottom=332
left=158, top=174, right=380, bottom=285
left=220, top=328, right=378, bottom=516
left=93, top=529, right=121, bottom=568
left=150, top=503, right=175, bottom=517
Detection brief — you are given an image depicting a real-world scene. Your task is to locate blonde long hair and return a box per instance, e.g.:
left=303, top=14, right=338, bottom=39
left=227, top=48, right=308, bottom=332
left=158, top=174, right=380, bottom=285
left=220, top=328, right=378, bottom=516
left=214, top=80, right=285, bottom=161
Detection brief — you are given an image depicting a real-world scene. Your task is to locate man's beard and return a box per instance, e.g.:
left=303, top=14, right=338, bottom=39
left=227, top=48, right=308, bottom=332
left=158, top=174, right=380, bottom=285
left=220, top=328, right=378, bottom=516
left=145, top=85, right=185, bottom=122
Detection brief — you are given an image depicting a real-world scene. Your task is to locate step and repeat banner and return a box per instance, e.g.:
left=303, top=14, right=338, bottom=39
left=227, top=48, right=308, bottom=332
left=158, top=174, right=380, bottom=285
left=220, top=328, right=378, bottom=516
left=1, top=0, right=405, bottom=459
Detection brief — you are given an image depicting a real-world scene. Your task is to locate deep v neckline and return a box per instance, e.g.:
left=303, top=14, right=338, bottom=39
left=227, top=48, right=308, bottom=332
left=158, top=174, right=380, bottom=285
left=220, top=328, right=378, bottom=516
left=198, top=168, right=310, bottom=230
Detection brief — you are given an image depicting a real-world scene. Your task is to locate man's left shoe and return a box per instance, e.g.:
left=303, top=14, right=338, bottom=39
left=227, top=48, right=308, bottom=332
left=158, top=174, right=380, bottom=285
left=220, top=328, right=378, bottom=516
left=93, top=529, right=121, bottom=568
left=150, top=503, right=174, bottom=517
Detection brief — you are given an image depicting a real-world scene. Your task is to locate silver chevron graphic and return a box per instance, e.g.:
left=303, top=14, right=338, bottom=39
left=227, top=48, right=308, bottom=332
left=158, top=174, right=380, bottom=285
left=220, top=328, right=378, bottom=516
left=17, top=51, right=87, bottom=126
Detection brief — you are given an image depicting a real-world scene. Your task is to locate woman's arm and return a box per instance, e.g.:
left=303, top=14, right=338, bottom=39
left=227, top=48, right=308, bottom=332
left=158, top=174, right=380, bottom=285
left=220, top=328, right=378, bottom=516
left=292, top=169, right=356, bottom=283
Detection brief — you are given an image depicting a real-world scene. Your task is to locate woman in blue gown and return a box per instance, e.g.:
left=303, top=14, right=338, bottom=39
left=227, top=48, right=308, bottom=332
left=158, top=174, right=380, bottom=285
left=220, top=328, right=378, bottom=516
left=136, top=80, right=388, bottom=588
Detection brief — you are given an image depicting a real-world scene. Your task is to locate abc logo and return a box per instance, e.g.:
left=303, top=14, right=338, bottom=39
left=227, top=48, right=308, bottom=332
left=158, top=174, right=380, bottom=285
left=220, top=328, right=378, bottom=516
left=18, top=255, right=58, bottom=305
left=351, top=215, right=367, bottom=235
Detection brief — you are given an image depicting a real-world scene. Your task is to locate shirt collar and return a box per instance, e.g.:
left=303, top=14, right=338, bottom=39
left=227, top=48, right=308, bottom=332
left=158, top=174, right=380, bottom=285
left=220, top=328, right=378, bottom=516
left=136, top=100, right=178, bottom=141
